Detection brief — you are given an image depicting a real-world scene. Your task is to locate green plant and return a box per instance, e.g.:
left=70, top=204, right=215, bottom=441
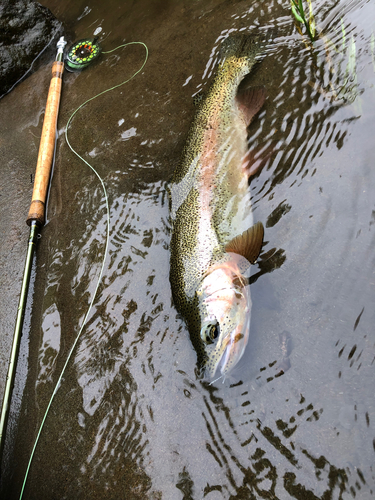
left=291, top=0, right=316, bottom=43
left=291, top=1, right=362, bottom=106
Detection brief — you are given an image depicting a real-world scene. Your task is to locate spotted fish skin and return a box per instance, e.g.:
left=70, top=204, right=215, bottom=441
left=169, top=34, right=267, bottom=378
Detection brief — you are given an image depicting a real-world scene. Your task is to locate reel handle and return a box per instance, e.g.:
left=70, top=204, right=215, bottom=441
left=26, top=60, right=64, bottom=227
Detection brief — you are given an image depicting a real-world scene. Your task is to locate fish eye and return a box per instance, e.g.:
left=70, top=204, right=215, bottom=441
left=201, top=322, right=220, bottom=344
left=210, top=324, right=219, bottom=340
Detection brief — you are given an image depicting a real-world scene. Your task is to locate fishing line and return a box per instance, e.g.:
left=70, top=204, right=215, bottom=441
left=19, top=40, right=148, bottom=499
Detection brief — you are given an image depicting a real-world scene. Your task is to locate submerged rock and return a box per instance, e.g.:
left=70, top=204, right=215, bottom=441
left=0, top=0, right=62, bottom=98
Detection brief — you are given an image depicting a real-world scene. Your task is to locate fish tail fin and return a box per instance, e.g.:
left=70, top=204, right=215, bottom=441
left=219, top=32, right=273, bottom=69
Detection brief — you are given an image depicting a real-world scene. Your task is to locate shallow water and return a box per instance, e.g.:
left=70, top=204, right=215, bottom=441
left=1, top=0, right=375, bottom=498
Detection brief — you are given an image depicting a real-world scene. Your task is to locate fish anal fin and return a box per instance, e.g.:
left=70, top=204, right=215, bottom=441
left=236, top=86, right=267, bottom=127
left=225, top=221, right=264, bottom=264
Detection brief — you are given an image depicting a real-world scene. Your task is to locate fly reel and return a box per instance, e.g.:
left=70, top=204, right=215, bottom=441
left=65, top=38, right=102, bottom=71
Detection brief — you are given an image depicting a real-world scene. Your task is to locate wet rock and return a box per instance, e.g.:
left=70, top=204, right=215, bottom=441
left=0, top=0, right=62, bottom=98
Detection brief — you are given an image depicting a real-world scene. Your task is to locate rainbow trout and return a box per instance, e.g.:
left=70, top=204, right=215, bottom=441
left=169, top=34, right=267, bottom=379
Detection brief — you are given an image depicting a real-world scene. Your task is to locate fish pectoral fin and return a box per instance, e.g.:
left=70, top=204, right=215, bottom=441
left=225, top=221, right=264, bottom=264
left=236, top=86, right=267, bottom=127
left=233, top=275, right=250, bottom=287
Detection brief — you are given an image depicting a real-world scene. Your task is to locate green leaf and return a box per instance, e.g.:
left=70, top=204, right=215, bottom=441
left=307, top=0, right=316, bottom=38
left=309, top=18, right=316, bottom=39
left=296, top=0, right=306, bottom=23
left=291, top=3, right=304, bottom=23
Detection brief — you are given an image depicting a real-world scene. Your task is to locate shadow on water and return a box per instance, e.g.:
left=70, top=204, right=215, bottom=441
left=198, top=383, right=352, bottom=499
left=1, top=0, right=375, bottom=498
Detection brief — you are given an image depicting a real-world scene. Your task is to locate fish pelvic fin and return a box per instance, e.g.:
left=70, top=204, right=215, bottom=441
left=225, top=221, right=264, bottom=265
left=236, top=86, right=267, bottom=127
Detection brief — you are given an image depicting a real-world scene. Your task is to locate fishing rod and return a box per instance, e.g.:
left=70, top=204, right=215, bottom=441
left=0, top=32, right=107, bottom=467
left=0, top=31, right=148, bottom=494
left=0, top=35, right=67, bottom=467
left=0, top=34, right=108, bottom=466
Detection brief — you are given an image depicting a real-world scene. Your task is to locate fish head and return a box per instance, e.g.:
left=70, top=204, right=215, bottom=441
left=197, top=255, right=251, bottom=379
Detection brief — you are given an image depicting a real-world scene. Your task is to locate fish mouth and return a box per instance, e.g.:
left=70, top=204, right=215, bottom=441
left=205, top=330, right=245, bottom=379
left=206, top=349, right=229, bottom=380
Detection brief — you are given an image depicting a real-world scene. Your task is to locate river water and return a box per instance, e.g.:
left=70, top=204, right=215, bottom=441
left=1, top=0, right=375, bottom=498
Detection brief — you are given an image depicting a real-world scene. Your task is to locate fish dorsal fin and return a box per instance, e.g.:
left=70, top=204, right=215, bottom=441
left=236, top=86, right=267, bottom=127
left=225, top=221, right=264, bottom=264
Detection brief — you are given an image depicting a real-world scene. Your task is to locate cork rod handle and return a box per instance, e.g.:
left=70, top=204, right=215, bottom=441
left=26, top=61, right=64, bottom=226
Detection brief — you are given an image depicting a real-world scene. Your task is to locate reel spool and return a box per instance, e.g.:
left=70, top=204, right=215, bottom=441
left=65, top=38, right=102, bottom=71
